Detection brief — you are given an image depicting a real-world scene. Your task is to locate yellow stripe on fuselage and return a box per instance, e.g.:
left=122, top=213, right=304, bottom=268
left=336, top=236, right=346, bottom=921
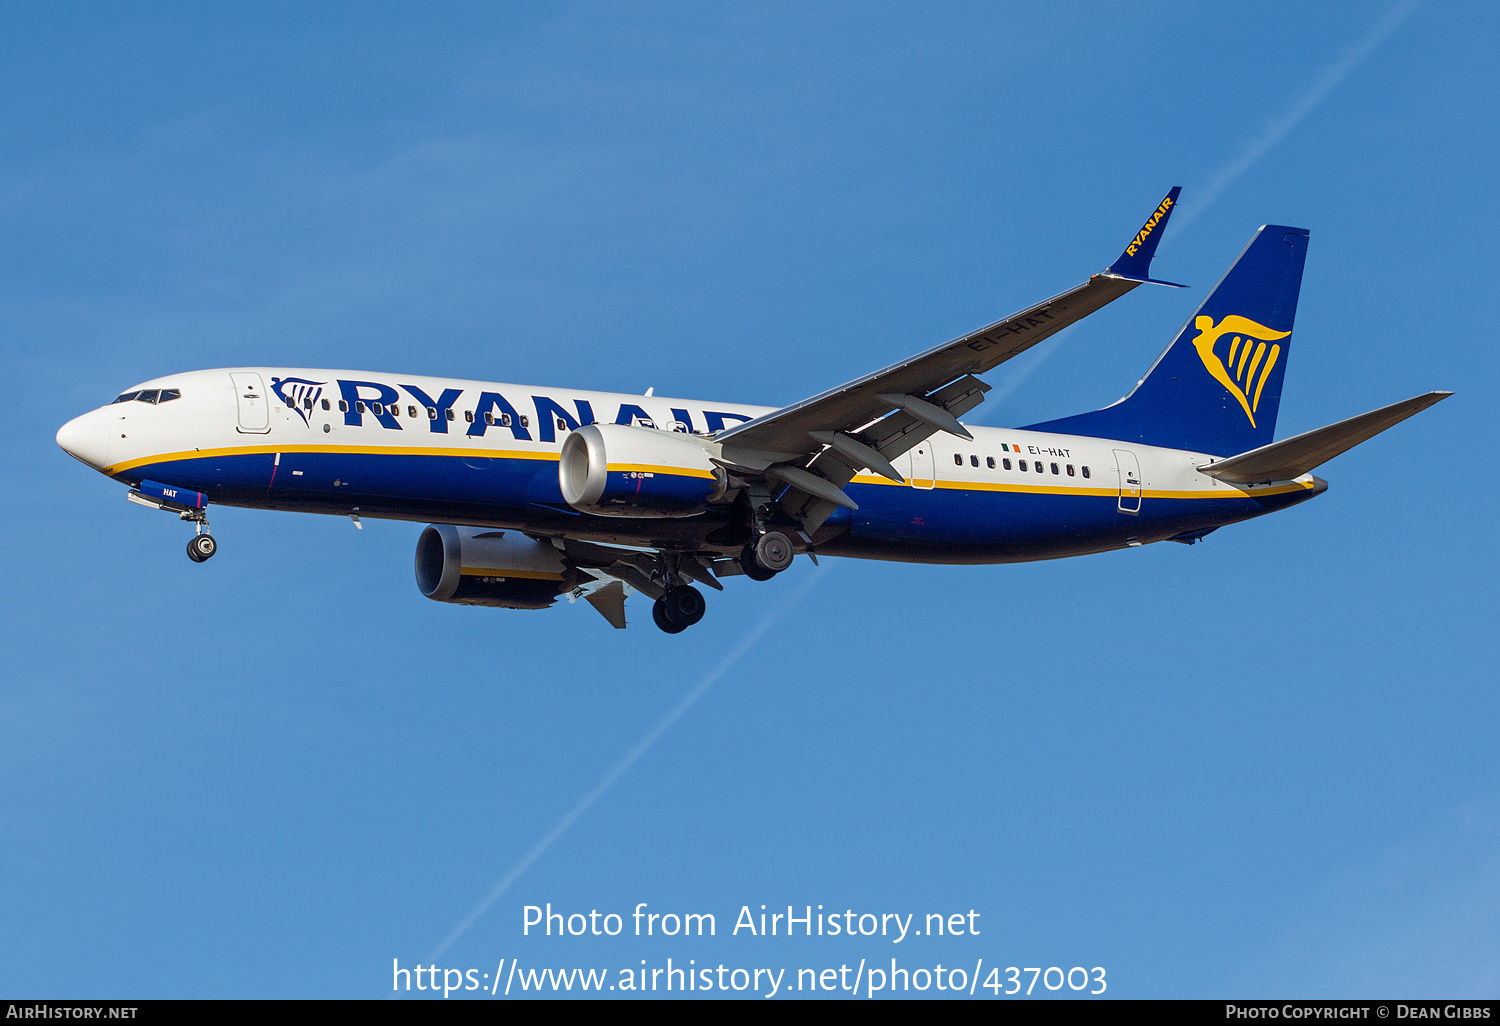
left=848, top=472, right=1316, bottom=500
left=107, top=444, right=1315, bottom=502
left=102, top=442, right=560, bottom=478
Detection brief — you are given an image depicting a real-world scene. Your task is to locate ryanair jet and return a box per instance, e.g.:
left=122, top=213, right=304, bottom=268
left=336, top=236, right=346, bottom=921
left=56, top=189, right=1449, bottom=632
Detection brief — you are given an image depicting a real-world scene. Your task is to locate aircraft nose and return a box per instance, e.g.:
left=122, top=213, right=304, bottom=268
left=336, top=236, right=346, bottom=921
left=56, top=408, right=110, bottom=470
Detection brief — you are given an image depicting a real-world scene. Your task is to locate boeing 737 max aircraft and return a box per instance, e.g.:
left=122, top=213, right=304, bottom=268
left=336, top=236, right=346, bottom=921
left=55, top=189, right=1450, bottom=632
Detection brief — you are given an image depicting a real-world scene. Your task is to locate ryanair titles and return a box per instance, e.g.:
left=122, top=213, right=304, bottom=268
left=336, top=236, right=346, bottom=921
left=1125, top=193, right=1175, bottom=257
left=270, top=376, right=754, bottom=442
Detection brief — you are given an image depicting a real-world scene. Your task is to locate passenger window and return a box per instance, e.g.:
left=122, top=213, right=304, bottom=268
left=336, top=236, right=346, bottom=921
left=1082, top=466, right=1091, bottom=478
left=465, top=410, right=474, bottom=422
left=355, top=401, right=365, bottom=414
left=970, top=455, right=979, bottom=467
left=485, top=411, right=494, bottom=425
left=1002, top=458, right=1011, bottom=470
left=427, top=407, right=437, bottom=420
left=1031, top=461, right=1040, bottom=473
left=557, top=417, right=568, bottom=431
left=445, top=409, right=455, bottom=421
left=520, top=416, right=530, bottom=428
left=409, top=405, right=417, bottom=418
left=321, top=399, right=331, bottom=411
left=339, top=400, right=349, bottom=412
left=303, top=397, right=313, bottom=410
left=1066, top=464, right=1075, bottom=476
left=136, top=389, right=160, bottom=404
left=953, top=453, right=963, bottom=466
left=372, top=402, right=384, bottom=415
left=1050, top=462, right=1059, bottom=475
left=1018, top=460, right=1027, bottom=472
left=500, top=413, right=512, bottom=426
left=112, top=391, right=140, bottom=404
left=986, top=457, right=995, bottom=469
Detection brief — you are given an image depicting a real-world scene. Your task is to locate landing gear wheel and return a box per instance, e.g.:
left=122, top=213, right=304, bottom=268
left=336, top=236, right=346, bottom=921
left=755, top=531, right=794, bottom=572
left=739, top=542, right=778, bottom=581
left=653, top=585, right=705, bottom=633
left=664, top=585, right=705, bottom=626
left=652, top=597, right=689, bottom=634
left=187, top=534, right=217, bottom=562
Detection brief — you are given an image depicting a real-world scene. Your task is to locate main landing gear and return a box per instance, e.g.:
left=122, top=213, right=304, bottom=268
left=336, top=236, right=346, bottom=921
left=644, top=529, right=795, bottom=634
left=652, top=585, right=706, bottom=634
left=740, top=530, right=794, bottom=581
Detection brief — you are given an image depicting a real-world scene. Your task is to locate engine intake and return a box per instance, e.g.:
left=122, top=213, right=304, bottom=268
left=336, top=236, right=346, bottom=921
left=415, top=524, right=581, bottom=609
left=559, top=423, right=729, bottom=517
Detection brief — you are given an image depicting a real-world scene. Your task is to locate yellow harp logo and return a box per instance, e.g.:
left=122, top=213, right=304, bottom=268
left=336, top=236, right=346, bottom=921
left=1191, top=315, right=1291, bottom=427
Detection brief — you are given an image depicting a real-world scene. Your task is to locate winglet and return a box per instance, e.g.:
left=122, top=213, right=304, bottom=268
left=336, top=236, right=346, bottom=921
left=1105, top=186, right=1186, bottom=287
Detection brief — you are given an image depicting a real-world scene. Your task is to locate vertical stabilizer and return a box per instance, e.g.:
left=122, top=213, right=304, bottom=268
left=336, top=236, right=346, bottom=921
left=1026, top=225, right=1309, bottom=455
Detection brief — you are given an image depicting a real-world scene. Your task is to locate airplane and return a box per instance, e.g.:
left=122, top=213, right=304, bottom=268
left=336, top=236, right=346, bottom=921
left=55, top=188, right=1450, bottom=633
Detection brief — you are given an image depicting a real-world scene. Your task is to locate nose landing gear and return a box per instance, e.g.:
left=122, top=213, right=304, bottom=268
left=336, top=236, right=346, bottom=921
left=182, top=507, right=217, bottom=562
left=187, top=531, right=218, bottom=562
left=126, top=481, right=218, bottom=563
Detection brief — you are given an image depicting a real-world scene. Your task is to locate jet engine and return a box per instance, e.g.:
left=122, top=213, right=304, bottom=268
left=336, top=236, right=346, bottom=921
left=559, top=423, right=730, bottom=517
left=415, top=524, right=583, bottom=609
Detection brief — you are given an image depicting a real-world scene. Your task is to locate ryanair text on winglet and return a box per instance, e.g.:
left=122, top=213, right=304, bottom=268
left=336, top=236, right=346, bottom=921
left=1125, top=194, right=1175, bottom=257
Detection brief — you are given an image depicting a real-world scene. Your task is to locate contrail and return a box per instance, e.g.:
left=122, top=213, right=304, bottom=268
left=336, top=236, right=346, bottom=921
left=426, top=567, right=827, bottom=960
left=986, top=0, right=1421, bottom=410
left=1170, top=0, right=1423, bottom=232
left=963, top=329, right=1074, bottom=424
left=421, top=6, right=1419, bottom=963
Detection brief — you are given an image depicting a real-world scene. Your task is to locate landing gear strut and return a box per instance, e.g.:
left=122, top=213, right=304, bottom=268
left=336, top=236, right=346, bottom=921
left=652, top=585, right=706, bottom=633
left=184, top=512, right=217, bottom=562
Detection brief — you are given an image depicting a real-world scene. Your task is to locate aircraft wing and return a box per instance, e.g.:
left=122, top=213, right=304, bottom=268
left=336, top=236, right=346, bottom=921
left=714, top=187, right=1184, bottom=529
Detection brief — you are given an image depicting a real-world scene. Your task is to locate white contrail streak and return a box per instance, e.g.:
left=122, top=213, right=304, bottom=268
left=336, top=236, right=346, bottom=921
left=421, top=7, right=1419, bottom=965
left=1170, top=0, right=1423, bottom=232
left=963, top=329, right=1073, bottom=424
left=983, top=0, right=1420, bottom=410
left=426, top=568, right=827, bottom=960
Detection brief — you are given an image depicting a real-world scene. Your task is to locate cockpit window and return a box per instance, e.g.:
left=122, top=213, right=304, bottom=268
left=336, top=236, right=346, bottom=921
left=112, top=388, right=181, bottom=404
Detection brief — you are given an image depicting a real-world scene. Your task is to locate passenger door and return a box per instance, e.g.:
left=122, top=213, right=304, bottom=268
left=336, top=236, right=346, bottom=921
left=231, top=372, right=271, bottom=434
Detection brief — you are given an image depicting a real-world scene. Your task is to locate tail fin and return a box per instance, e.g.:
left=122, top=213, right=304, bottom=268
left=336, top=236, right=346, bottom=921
left=1026, top=224, right=1310, bottom=455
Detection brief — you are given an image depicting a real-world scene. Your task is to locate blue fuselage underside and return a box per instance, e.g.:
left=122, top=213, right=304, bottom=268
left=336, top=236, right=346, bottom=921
left=116, top=450, right=1318, bottom=565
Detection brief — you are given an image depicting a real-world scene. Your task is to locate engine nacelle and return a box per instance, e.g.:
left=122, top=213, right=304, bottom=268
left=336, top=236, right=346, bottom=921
left=415, top=524, right=581, bottom=609
left=559, top=423, right=729, bottom=517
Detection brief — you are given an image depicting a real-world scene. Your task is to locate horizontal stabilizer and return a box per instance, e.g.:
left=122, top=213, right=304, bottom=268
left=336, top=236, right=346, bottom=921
left=1199, top=391, right=1452, bottom=484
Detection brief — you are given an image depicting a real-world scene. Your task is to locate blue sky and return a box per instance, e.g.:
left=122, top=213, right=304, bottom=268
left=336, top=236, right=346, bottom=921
left=3, top=1, right=1497, bottom=999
